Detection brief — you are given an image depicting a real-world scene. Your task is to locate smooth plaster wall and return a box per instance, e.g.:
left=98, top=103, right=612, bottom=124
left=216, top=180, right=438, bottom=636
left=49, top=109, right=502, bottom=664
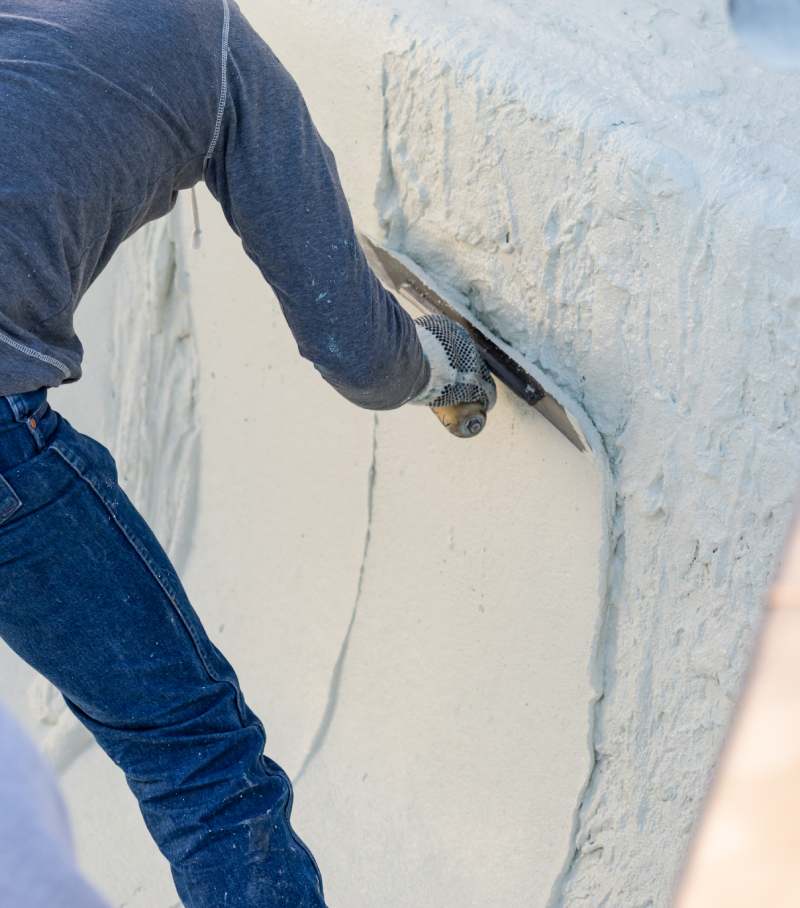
left=183, top=185, right=607, bottom=908
left=1, top=1, right=798, bottom=906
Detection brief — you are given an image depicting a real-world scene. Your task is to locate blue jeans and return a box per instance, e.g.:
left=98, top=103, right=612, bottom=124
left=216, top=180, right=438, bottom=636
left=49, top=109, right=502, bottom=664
left=0, top=387, right=326, bottom=908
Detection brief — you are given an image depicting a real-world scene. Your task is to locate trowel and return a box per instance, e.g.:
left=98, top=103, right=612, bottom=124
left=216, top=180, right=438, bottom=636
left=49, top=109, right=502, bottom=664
left=358, top=233, right=591, bottom=454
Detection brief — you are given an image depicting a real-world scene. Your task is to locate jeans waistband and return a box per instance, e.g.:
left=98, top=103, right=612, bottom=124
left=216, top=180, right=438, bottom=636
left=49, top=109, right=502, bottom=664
left=0, top=387, right=58, bottom=473
left=0, top=387, right=48, bottom=425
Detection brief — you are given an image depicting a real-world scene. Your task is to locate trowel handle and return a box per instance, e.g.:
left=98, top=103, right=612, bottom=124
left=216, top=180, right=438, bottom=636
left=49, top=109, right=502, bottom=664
left=430, top=402, right=488, bottom=438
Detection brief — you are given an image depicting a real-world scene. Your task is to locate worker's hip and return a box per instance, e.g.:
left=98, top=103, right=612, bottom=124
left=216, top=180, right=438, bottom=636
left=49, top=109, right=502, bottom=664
left=0, top=386, right=59, bottom=474
left=0, top=387, right=230, bottom=705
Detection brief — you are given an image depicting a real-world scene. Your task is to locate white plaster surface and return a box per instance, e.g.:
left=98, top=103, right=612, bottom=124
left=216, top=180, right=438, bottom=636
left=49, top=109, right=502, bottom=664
left=220, top=2, right=800, bottom=904
left=1, top=1, right=798, bottom=907
left=177, top=183, right=606, bottom=908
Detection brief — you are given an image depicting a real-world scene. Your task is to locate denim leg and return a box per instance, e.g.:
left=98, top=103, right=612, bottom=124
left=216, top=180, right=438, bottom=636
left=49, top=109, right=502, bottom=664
left=0, top=397, right=326, bottom=908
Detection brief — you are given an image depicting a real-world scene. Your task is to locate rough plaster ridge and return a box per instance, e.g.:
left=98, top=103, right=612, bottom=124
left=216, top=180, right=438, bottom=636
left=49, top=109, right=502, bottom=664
left=107, top=209, right=201, bottom=574
left=546, top=496, right=626, bottom=908
left=295, top=414, right=380, bottom=785
left=366, top=2, right=800, bottom=904
left=378, top=0, right=800, bottom=191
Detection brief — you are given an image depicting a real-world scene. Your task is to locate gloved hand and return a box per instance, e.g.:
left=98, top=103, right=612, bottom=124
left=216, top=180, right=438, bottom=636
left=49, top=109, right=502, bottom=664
left=410, top=314, right=497, bottom=437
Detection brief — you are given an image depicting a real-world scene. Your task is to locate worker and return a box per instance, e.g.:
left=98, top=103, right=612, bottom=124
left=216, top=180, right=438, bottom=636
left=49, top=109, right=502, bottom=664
left=0, top=1, right=496, bottom=906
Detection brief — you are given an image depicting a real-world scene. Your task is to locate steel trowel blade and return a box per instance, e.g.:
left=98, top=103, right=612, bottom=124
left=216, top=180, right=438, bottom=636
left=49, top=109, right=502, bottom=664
left=359, top=232, right=591, bottom=454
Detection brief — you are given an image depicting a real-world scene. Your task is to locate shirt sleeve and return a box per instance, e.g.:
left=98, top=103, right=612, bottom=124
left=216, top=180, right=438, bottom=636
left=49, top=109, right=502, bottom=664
left=202, top=0, right=430, bottom=410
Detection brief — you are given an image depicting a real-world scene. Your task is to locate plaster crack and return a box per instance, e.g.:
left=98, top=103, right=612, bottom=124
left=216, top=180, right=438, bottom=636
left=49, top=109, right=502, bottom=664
left=294, top=415, right=379, bottom=785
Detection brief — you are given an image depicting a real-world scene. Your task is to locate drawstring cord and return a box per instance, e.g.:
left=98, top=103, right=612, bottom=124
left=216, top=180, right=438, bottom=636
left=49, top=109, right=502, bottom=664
left=190, top=185, right=203, bottom=250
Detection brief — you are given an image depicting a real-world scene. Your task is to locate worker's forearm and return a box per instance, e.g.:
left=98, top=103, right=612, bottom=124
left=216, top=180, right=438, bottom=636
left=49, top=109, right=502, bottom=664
left=311, top=269, right=432, bottom=410
left=203, top=2, right=427, bottom=409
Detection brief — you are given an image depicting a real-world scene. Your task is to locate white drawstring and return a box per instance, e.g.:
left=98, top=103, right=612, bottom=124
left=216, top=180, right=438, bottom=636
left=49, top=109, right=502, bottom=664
left=190, top=185, right=203, bottom=250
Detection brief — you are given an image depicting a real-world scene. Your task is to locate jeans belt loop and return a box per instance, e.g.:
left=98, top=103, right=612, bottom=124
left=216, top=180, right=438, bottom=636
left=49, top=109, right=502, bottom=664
left=22, top=398, right=50, bottom=452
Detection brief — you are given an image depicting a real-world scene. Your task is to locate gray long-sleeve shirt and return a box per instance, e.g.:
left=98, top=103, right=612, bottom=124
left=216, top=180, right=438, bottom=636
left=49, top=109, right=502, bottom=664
left=0, top=0, right=429, bottom=407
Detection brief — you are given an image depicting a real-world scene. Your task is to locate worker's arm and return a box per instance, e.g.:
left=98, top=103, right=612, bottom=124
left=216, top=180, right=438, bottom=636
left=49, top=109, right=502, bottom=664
left=201, top=2, right=428, bottom=410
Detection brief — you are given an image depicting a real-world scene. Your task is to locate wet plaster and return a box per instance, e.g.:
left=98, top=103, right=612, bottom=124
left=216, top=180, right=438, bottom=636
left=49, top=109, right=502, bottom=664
left=2, top=1, right=798, bottom=906
left=364, top=7, right=800, bottom=904
left=256, top=2, right=800, bottom=903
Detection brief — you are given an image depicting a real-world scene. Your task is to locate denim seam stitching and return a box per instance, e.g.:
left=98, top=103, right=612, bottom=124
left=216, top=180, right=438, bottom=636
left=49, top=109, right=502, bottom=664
left=204, top=0, right=231, bottom=167
left=0, top=329, right=71, bottom=377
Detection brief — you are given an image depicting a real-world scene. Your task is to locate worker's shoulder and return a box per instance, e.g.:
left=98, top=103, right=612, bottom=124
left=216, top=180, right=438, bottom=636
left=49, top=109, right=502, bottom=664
left=68, top=0, right=230, bottom=102
left=103, top=0, right=227, bottom=51
left=56, top=0, right=228, bottom=71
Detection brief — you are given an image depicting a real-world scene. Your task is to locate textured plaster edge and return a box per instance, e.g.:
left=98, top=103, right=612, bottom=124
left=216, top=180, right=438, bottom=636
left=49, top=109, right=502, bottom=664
left=106, top=201, right=202, bottom=575
left=546, top=479, right=621, bottom=907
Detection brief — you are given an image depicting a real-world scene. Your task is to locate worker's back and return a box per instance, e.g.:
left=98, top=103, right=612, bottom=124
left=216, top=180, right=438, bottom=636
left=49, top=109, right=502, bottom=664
left=0, top=0, right=426, bottom=410
left=0, top=0, right=225, bottom=394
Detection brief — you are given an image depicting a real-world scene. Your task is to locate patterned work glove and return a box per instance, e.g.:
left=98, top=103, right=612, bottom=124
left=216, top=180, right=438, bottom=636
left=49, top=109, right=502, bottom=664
left=410, top=314, right=497, bottom=436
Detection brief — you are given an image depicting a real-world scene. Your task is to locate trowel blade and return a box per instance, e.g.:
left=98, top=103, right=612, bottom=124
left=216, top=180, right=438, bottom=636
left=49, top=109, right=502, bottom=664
left=359, top=232, right=589, bottom=454
left=728, top=0, right=800, bottom=69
